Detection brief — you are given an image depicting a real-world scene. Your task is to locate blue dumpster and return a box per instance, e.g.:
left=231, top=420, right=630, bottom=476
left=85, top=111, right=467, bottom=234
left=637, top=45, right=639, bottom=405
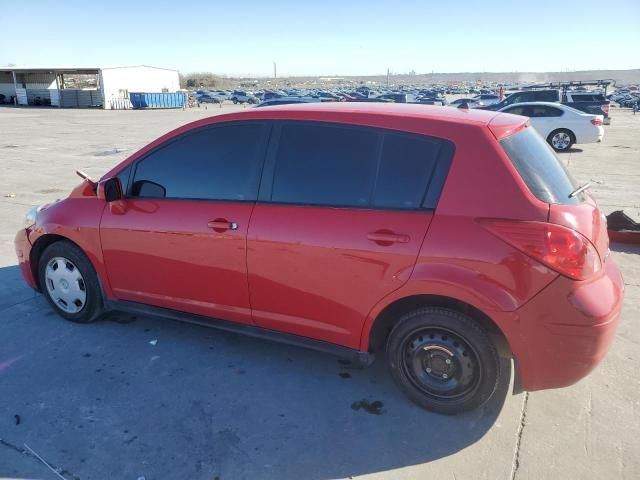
left=129, top=92, right=186, bottom=109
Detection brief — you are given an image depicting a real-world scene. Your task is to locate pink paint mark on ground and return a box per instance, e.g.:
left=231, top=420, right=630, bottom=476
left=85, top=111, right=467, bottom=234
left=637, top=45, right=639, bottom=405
left=0, top=355, right=24, bottom=373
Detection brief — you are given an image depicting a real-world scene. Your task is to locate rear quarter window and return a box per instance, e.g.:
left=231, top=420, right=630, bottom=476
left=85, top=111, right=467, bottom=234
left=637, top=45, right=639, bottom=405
left=500, top=126, right=582, bottom=205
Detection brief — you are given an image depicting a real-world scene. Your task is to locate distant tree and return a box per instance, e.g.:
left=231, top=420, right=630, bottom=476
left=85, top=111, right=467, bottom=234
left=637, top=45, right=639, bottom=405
left=181, top=72, right=235, bottom=89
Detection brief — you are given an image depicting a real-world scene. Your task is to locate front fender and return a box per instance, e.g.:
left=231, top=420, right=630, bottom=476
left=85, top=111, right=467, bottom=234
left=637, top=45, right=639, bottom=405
left=29, top=197, right=112, bottom=298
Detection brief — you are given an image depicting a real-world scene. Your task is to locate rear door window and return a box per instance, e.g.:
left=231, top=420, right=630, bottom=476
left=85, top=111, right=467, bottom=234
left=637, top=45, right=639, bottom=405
left=500, top=126, right=582, bottom=205
left=503, top=106, right=528, bottom=116
left=266, top=122, right=453, bottom=209
left=373, top=132, right=442, bottom=209
left=530, top=105, right=563, bottom=117
left=270, top=123, right=378, bottom=207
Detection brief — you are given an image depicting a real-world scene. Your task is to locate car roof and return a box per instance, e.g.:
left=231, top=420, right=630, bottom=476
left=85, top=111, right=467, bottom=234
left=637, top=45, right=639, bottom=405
left=500, top=101, right=596, bottom=116
left=230, top=102, right=503, bottom=127
left=502, top=101, right=562, bottom=107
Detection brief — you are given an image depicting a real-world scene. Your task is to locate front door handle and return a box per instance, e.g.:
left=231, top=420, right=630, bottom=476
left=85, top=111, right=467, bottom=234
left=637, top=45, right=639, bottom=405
left=367, top=231, right=410, bottom=245
left=207, top=220, right=238, bottom=231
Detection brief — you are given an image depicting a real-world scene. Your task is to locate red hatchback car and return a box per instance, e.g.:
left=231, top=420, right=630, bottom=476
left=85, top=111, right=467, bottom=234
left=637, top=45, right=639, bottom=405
left=15, top=103, right=623, bottom=414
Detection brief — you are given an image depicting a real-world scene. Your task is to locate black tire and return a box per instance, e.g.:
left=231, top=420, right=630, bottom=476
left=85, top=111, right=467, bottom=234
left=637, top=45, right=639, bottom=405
left=386, top=307, right=503, bottom=415
left=38, top=240, right=103, bottom=323
left=232, top=98, right=239, bottom=104
left=547, top=129, right=575, bottom=152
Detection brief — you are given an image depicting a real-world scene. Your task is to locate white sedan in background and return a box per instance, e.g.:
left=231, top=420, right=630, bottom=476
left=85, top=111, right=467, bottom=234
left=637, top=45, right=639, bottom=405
left=499, top=102, right=604, bottom=152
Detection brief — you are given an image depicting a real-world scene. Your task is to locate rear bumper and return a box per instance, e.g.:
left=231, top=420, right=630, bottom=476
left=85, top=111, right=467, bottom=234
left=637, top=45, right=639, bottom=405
left=14, top=228, right=37, bottom=289
left=504, top=258, right=623, bottom=391
left=578, top=126, right=605, bottom=144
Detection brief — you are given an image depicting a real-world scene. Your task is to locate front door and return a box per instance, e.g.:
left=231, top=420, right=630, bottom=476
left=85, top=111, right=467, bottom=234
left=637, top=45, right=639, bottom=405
left=100, top=121, right=269, bottom=324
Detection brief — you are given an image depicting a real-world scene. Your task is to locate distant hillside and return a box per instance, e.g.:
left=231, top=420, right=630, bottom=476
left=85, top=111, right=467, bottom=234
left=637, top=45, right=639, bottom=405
left=399, top=69, right=640, bottom=84
left=185, top=68, right=640, bottom=89
left=243, top=69, right=640, bottom=87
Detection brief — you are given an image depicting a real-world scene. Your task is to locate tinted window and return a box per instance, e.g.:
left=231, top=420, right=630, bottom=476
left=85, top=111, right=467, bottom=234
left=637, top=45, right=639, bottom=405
left=500, top=126, right=581, bottom=205
left=534, top=90, right=560, bottom=102
left=571, top=94, right=595, bottom=102
left=530, top=106, right=563, bottom=117
left=504, top=106, right=528, bottom=116
left=512, top=92, right=532, bottom=103
left=571, top=93, right=605, bottom=102
left=116, top=164, right=132, bottom=193
left=131, top=123, right=265, bottom=201
left=271, top=123, right=378, bottom=207
left=373, top=133, right=441, bottom=209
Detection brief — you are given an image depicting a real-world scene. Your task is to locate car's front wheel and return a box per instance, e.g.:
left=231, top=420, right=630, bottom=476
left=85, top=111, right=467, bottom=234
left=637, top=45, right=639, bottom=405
left=547, top=129, right=575, bottom=152
left=386, top=307, right=504, bottom=415
left=38, top=240, right=103, bottom=323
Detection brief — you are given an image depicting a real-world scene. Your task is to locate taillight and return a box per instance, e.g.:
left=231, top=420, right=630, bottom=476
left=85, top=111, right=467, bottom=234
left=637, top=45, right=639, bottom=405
left=478, top=219, right=601, bottom=280
left=601, top=104, right=609, bottom=114
left=591, top=118, right=603, bottom=126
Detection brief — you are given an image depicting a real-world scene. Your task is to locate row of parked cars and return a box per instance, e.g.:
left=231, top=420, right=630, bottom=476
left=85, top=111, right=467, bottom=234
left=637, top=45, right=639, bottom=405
left=189, top=83, right=616, bottom=152
left=254, top=87, right=610, bottom=152
left=192, top=90, right=260, bottom=105
left=608, top=87, right=640, bottom=108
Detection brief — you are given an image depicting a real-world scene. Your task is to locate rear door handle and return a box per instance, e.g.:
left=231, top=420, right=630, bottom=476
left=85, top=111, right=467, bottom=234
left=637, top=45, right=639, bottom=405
left=207, top=220, right=238, bottom=231
left=367, top=232, right=410, bottom=244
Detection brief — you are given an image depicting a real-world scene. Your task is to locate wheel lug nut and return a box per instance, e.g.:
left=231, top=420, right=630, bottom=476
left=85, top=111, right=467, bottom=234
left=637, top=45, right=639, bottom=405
left=442, top=373, right=448, bottom=379
left=445, top=359, right=451, bottom=365
left=426, top=368, right=432, bottom=373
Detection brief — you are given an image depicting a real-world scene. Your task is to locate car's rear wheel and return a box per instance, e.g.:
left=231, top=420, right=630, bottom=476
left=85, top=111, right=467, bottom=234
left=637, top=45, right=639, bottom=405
left=233, top=98, right=238, bottom=104
left=547, top=129, right=575, bottom=152
left=386, top=307, right=503, bottom=414
left=38, top=241, right=103, bottom=323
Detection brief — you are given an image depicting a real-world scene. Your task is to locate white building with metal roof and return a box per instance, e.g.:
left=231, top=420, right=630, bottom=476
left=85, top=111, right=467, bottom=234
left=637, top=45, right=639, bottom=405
left=0, top=65, right=180, bottom=109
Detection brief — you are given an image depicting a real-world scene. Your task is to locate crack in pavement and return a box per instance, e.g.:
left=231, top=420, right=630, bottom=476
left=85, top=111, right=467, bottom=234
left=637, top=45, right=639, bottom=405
left=509, top=392, right=529, bottom=480
left=0, top=295, right=39, bottom=313
left=0, top=438, right=80, bottom=480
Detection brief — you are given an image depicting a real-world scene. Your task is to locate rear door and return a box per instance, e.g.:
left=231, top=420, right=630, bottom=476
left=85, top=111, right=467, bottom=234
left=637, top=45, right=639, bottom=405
left=528, top=105, right=564, bottom=138
left=247, top=121, right=454, bottom=348
left=100, top=122, right=270, bottom=324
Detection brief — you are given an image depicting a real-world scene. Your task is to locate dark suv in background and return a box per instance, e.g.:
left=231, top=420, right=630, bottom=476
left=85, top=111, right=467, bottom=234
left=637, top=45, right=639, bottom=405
left=481, top=89, right=610, bottom=123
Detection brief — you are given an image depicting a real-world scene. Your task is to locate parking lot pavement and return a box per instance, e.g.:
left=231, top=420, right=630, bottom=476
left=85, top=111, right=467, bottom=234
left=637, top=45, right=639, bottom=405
left=0, top=105, right=638, bottom=479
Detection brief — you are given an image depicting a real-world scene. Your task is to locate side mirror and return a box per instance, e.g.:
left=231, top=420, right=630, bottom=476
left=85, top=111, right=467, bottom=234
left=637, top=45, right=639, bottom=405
left=98, top=177, right=123, bottom=202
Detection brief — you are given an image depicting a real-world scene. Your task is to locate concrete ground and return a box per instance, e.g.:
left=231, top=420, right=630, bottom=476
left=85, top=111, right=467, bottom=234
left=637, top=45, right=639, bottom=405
left=0, top=104, right=638, bottom=480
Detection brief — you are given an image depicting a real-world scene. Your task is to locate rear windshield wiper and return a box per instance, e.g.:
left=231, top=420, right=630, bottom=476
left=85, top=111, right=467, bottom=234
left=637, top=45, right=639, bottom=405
left=568, top=182, right=592, bottom=198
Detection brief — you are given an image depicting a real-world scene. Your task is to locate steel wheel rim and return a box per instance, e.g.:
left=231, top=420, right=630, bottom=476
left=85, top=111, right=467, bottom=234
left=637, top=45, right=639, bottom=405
left=44, top=257, right=87, bottom=314
left=552, top=132, right=571, bottom=150
left=401, top=327, right=481, bottom=400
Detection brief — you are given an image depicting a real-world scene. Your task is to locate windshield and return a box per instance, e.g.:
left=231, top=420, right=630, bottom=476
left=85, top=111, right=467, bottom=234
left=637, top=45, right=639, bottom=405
left=500, top=126, right=583, bottom=205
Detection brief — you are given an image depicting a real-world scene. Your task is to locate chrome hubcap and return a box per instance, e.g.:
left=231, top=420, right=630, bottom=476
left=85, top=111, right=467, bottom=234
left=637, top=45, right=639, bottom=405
left=552, top=132, right=571, bottom=150
left=45, top=257, right=87, bottom=313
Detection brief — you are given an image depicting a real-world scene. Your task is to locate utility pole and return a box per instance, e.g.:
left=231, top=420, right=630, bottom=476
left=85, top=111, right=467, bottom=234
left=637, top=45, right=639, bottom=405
left=387, top=68, right=390, bottom=88
left=273, top=62, right=277, bottom=85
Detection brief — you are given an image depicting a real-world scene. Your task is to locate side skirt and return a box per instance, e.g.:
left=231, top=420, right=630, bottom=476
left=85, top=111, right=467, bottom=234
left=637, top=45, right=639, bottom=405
left=104, top=299, right=375, bottom=367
